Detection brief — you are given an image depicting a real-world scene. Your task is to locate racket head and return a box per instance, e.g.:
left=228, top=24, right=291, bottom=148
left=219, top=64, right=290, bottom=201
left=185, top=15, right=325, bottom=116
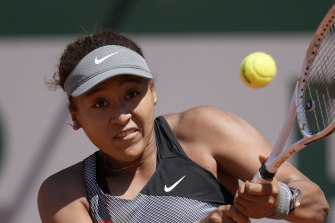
left=296, top=4, right=335, bottom=139
left=254, top=5, right=335, bottom=183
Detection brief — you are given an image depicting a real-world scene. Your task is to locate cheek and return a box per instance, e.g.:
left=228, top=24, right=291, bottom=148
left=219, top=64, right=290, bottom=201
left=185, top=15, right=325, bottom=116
left=77, top=112, right=109, bottom=139
left=80, top=121, right=112, bottom=151
left=135, top=96, right=156, bottom=132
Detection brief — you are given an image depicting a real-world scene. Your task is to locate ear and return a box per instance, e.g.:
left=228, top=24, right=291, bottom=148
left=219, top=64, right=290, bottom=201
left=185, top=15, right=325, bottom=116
left=70, top=109, right=81, bottom=130
left=152, top=88, right=157, bottom=105
left=149, top=81, right=158, bottom=105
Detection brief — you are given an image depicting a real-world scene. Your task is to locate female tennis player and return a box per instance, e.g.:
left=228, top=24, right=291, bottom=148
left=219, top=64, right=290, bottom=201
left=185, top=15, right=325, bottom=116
left=37, top=30, right=329, bottom=223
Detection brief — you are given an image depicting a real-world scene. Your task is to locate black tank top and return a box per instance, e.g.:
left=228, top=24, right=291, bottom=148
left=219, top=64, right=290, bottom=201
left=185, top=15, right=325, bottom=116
left=83, top=116, right=233, bottom=223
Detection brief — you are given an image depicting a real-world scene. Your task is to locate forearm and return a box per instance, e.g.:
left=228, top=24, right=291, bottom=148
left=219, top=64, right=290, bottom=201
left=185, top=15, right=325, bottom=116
left=284, top=180, right=329, bottom=223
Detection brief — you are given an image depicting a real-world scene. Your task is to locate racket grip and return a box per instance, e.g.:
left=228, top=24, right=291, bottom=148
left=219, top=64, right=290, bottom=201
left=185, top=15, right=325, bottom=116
left=251, top=162, right=276, bottom=183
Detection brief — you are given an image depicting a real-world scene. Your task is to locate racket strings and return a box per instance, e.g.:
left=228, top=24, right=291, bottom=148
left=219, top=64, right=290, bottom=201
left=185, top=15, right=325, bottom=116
left=314, top=46, right=335, bottom=127
left=310, top=35, right=335, bottom=129
left=303, top=20, right=335, bottom=134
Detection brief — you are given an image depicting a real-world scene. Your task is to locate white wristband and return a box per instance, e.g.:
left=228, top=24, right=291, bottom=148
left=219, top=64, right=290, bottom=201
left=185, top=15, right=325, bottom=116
left=268, top=182, right=292, bottom=219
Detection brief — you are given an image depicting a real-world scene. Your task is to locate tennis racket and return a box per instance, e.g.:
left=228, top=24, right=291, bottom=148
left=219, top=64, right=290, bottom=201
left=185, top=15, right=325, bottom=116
left=252, top=4, right=335, bottom=183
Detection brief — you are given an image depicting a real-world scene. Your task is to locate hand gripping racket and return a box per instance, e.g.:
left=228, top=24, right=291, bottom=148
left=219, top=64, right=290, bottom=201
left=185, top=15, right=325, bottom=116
left=252, top=4, right=335, bottom=183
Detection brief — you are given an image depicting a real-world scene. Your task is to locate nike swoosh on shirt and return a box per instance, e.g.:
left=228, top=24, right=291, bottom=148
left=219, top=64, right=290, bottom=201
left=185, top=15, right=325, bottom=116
left=164, top=175, right=186, bottom=192
left=94, top=52, right=118, bottom=64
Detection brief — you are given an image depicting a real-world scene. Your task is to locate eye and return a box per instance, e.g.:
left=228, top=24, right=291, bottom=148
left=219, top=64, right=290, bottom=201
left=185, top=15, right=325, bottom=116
left=94, top=99, right=109, bottom=108
left=125, top=90, right=140, bottom=100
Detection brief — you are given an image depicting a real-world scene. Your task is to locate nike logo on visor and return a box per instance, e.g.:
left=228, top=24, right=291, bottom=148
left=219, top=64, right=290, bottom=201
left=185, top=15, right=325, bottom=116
left=164, top=175, right=186, bottom=192
left=94, top=52, right=118, bottom=64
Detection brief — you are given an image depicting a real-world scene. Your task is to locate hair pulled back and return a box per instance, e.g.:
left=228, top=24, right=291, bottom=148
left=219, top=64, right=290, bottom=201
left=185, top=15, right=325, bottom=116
left=53, top=30, right=144, bottom=90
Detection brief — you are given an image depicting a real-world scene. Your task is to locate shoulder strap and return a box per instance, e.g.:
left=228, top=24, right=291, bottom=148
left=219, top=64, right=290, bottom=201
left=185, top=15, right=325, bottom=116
left=95, top=152, right=110, bottom=193
left=83, top=151, right=110, bottom=197
left=154, top=116, right=187, bottom=162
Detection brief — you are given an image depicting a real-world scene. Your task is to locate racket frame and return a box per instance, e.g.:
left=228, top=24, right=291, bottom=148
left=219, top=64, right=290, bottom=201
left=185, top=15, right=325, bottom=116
left=252, top=4, right=335, bottom=183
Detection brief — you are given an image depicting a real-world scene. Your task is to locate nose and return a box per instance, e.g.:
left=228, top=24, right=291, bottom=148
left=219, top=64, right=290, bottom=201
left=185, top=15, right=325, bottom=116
left=109, top=105, right=132, bottom=125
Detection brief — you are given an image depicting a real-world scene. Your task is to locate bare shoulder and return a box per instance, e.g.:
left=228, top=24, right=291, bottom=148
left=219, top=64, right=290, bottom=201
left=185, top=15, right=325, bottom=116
left=38, top=161, right=86, bottom=203
left=38, top=162, right=92, bottom=223
left=164, top=106, right=254, bottom=142
left=163, top=106, right=272, bottom=182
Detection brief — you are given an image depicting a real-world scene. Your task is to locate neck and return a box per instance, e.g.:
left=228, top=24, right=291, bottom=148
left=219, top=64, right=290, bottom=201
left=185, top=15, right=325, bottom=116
left=101, top=136, right=156, bottom=175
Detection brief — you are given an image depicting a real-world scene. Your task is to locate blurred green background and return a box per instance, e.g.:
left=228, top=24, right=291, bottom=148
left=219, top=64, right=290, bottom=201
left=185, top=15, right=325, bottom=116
left=0, top=1, right=334, bottom=223
left=0, top=0, right=333, bottom=35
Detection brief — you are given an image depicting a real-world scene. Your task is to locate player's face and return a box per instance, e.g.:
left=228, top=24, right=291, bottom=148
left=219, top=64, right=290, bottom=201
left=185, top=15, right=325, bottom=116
left=71, top=75, right=157, bottom=163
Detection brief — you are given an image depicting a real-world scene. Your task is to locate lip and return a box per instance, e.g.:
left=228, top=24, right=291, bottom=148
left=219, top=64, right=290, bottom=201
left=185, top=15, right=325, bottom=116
left=114, top=128, right=139, bottom=140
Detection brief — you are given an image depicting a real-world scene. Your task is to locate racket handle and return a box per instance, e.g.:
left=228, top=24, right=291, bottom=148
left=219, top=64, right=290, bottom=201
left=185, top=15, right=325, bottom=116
left=251, top=162, right=276, bottom=183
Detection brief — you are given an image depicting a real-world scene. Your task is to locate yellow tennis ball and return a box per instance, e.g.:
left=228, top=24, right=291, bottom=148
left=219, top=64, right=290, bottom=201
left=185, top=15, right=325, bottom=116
left=240, top=51, right=277, bottom=88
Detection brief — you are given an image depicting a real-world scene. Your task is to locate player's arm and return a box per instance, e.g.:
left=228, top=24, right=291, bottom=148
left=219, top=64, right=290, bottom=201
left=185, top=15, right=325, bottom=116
left=217, top=112, right=329, bottom=222
left=37, top=162, right=93, bottom=223
left=173, top=106, right=329, bottom=222
left=213, top=107, right=329, bottom=223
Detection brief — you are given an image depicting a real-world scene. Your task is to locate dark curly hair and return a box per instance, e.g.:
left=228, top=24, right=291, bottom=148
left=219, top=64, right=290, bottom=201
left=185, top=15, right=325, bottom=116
left=53, top=30, right=144, bottom=90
